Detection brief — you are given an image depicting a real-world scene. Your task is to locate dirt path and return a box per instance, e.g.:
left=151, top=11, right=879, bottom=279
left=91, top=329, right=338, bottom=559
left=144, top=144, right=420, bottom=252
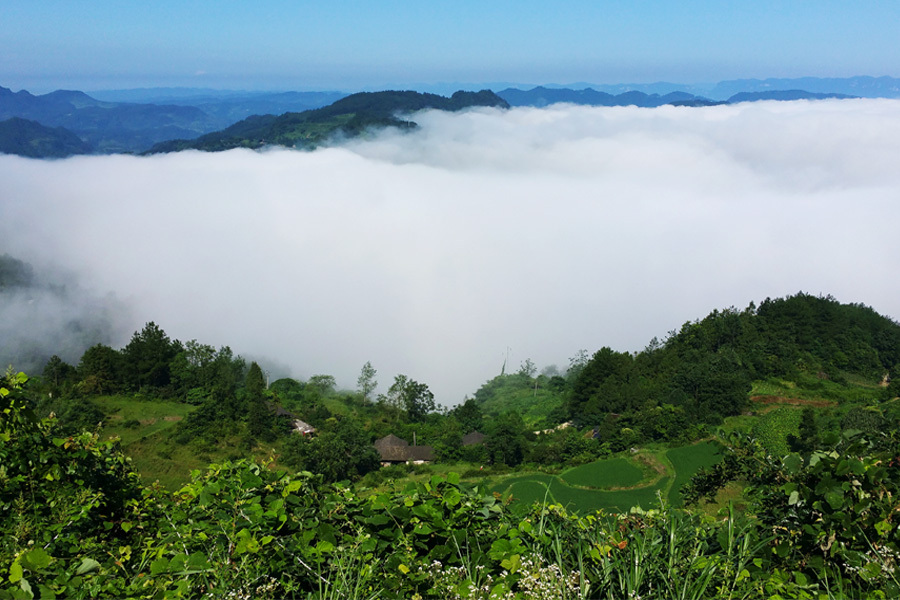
left=750, top=395, right=836, bottom=408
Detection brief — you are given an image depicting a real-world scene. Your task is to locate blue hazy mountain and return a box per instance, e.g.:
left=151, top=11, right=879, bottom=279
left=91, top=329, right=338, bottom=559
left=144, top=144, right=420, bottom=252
left=89, top=88, right=348, bottom=128
left=726, top=90, right=857, bottom=103
left=0, top=117, right=92, bottom=158
left=708, top=76, right=900, bottom=100
left=0, top=86, right=218, bottom=153
left=497, top=86, right=704, bottom=107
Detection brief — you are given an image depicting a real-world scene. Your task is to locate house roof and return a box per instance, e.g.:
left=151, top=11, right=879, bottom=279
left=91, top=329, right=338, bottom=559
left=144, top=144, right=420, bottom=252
left=374, top=434, right=434, bottom=462
left=375, top=434, right=409, bottom=450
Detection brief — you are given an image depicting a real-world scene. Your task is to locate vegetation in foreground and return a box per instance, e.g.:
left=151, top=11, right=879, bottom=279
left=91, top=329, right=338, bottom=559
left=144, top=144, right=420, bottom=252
left=5, top=289, right=900, bottom=597
left=5, top=370, right=900, bottom=599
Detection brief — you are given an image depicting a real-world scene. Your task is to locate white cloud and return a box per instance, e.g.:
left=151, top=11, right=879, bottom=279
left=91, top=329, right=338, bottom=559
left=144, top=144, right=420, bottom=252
left=2, top=99, right=900, bottom=403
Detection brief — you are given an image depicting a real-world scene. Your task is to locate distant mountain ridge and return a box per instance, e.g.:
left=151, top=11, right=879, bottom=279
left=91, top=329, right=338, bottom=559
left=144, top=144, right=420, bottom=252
left=0, top=117, right=91, bottom=158
left=0, top=85, right=218, bottom=153
left=497, top=86, right=699, bottom=108
left=2, top=75, right=897, bottom=158
left=147, top=90, right=509, bottom=154
left=496, top=86, right=858, bottom=108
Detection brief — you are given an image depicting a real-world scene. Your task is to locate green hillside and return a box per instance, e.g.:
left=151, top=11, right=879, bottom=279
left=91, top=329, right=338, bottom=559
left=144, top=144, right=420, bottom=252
left=147, top=89, right=509, bottom=153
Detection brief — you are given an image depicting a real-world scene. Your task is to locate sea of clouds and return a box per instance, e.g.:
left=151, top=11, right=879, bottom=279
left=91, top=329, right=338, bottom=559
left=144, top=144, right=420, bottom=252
left=2, top=99, right=899, bottom=403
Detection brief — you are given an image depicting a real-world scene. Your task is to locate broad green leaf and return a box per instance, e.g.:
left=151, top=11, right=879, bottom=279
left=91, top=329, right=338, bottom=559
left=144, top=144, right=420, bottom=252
left=9, top=560, right=23, bottom=583
left=21, top=548, right=52, bottom=571
left=75, top=558, right=100, bottom=576
left=150, top=558, right=169, bottom=576
left=825, top=491, right=845, bottom=510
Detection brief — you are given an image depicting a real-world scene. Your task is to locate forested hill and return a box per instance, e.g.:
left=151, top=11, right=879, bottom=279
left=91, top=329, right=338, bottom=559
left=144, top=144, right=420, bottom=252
left=0, top=117, right=92, bottom=158
left=470, top=293, right=900, bottom=442
left=564, top=293, right=900, bottom=430
left=146, top=89, right=509, bottom=154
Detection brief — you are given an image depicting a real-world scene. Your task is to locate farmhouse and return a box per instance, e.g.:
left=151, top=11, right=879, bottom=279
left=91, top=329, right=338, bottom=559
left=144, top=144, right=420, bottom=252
left=374, top=434, right=434, bottom=466
left=270, top=405, right=316, bottom=435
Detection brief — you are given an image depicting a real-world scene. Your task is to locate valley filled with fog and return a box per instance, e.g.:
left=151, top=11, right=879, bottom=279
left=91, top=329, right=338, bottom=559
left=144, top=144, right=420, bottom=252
left=3, top=99, right=899, bottom=404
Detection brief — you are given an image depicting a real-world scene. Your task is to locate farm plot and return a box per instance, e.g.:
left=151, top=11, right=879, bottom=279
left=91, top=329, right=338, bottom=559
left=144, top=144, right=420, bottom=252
left=666, top=440, right=723, bottom=506
left=495, top=441, right=726, bottom=514
left=498, top=473, right=670, bottom=514
left=561, top=457, right=644, bottom=489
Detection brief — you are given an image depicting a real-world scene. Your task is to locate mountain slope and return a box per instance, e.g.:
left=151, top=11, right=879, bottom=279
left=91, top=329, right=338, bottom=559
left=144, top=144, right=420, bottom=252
left=147, top=89, right=510, bottom=153
left=0, top=85, right=218, bottom=152
left=0, top=117, right=92, bottom=157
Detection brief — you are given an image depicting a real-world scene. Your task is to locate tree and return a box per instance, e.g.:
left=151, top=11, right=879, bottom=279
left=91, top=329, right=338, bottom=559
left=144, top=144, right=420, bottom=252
left=384, top=375, right=436, bottom=423
left=246, top=362, right=273, bottom=440
left=307, top=375, right=336, bottom=397
left=357, top=361, right=378, bottom=402
left=486, top=411, right=526, bottom=467
left=77, top=343, right=122, bottom=394
left=42, top=355, right=75, bottom=390
left=452, top=397, right=484, bottom=433
left=518, top=358, right=537, bottom=378
left=566, top=349, right=590, bottom=381
left=281, top=418, right=379, bottom=482
left=122, top=321, right=176, bottom=391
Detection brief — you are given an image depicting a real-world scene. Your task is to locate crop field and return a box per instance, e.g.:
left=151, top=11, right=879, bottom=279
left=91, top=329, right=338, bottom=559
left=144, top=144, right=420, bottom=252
left=498, top=473, right=670, bottom=513
left=751, top=407, right=802, bottom=456
left=561, top=457, right=644, bottom=488
left=494, top=441, right=724, bottom=514
left=666, top=440, right=723, bottom=506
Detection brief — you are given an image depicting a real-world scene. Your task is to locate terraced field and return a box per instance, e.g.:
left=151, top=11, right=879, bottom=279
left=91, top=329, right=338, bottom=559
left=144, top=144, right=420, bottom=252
left=493, top=441, right=723, bottom=513
left=666, top=441, right=724, bottom=506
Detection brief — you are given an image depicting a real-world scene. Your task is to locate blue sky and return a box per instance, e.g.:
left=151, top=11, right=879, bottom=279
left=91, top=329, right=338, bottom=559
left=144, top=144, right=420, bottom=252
left=2, top=1, right=899, bottom=92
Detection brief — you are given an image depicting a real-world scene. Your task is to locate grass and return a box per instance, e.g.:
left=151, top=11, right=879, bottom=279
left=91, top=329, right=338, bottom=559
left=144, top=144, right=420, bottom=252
left=91, top=395, right=251, bottom=490
left=751, top=374, right=882, bottom=405
left=95, top=395, right=195, bottom=445
left=483, top=388, right=566, bottom=428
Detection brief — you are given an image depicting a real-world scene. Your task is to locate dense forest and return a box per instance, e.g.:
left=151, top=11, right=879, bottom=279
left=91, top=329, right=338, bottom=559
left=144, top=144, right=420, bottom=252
left=4, top=292, right=900, bottom=598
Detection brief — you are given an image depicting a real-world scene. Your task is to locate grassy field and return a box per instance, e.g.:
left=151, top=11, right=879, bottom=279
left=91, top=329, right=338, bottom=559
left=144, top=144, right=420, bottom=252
left=95, top=395, right=195, bottom=445
left=92, top=396, right=222, bottom=489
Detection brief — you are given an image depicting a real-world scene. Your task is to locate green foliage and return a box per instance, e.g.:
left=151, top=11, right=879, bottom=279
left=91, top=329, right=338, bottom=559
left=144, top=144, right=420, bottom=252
left=486, top=411, right=528, bottom=467
left=381, top=375, right=436, bottom=423
left=122, top=321, right=177, bottom=391
left=751, top=407, right=802, bottom=457
left=357, top=361, right=378, bottom=403
left=5, top=370, right=900, bottom=599
left=281, top=418, right=380, bottom=483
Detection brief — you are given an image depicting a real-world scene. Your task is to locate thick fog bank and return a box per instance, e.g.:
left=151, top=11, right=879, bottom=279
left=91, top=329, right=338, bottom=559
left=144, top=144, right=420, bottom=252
left=2, top=99, right=899, bottom=403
